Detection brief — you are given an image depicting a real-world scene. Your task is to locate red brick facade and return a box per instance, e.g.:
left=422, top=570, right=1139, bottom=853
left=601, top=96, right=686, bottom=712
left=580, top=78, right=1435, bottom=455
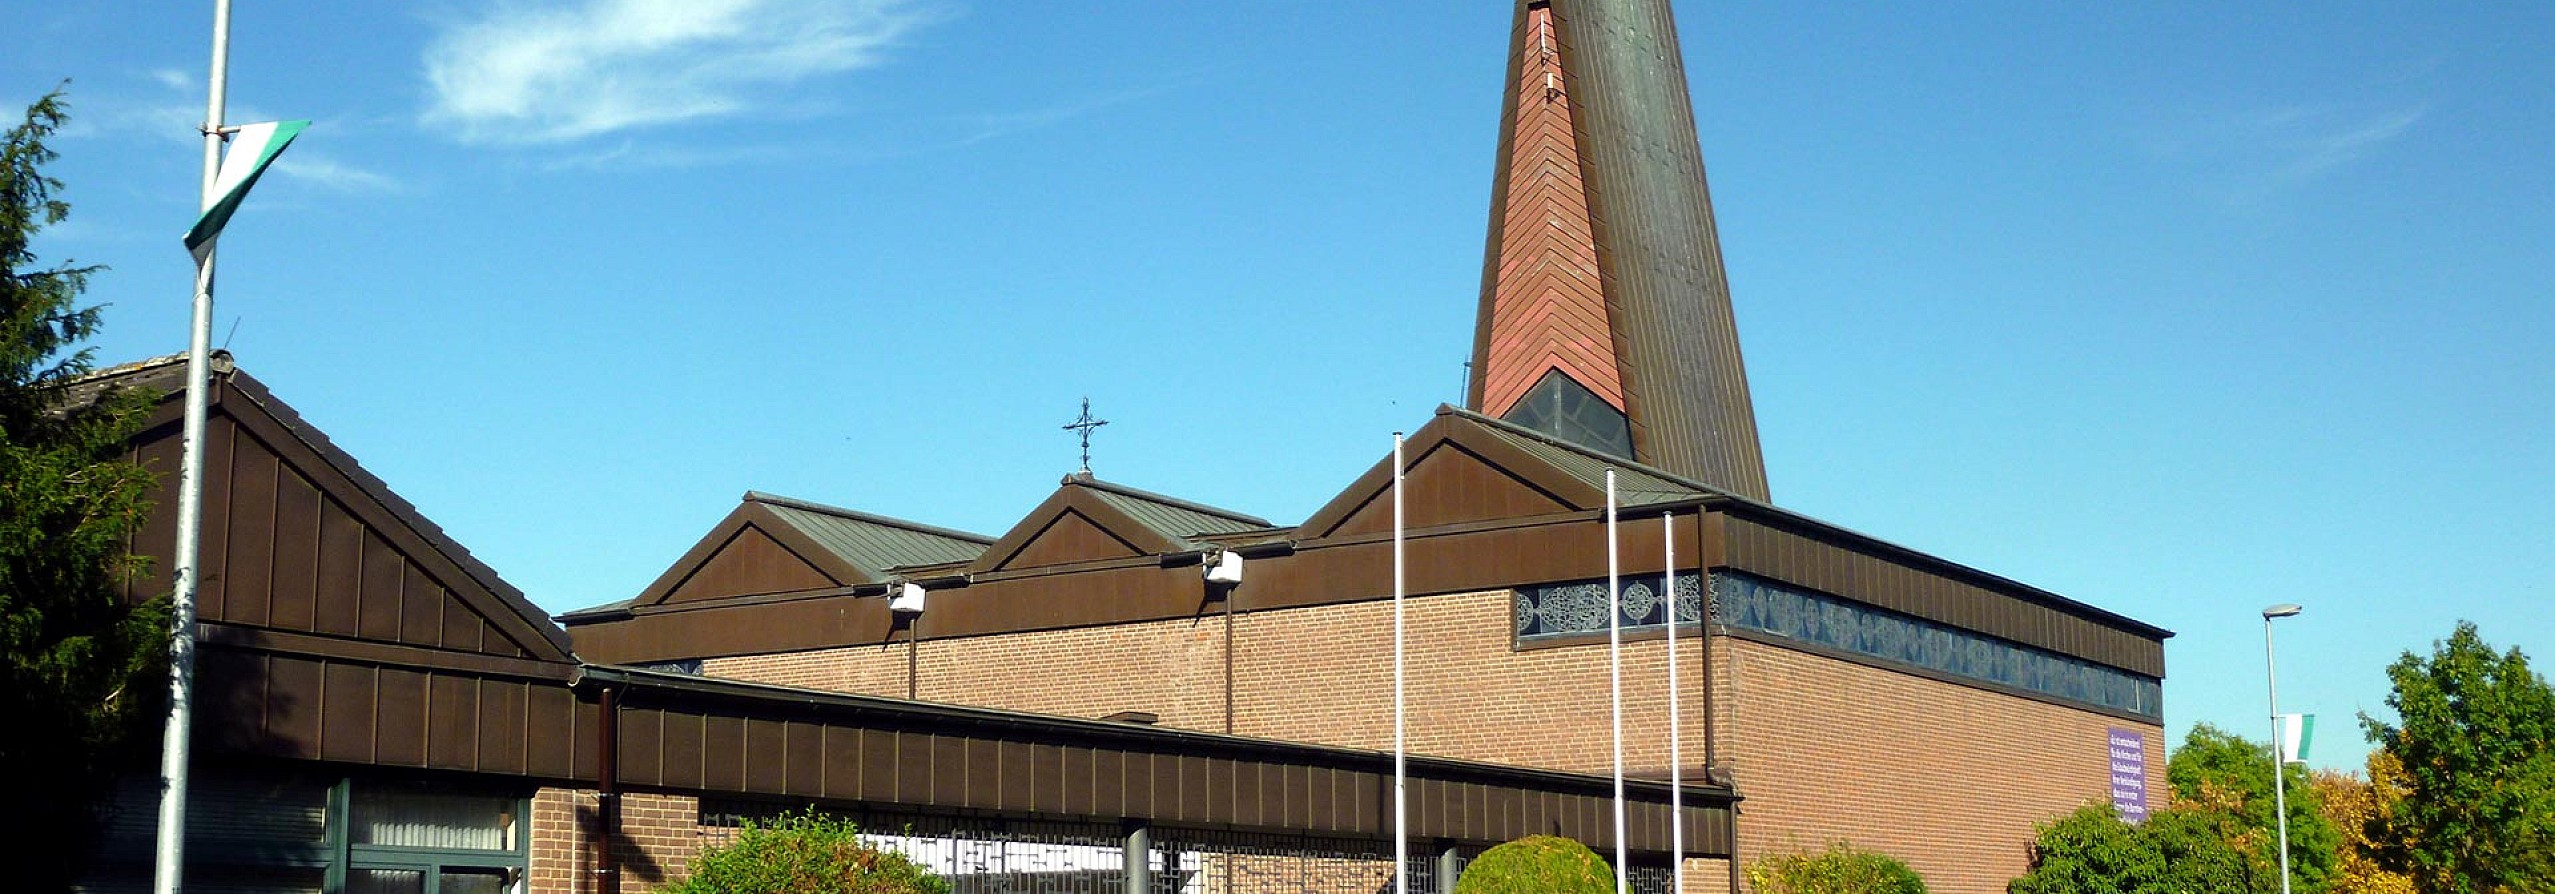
left=1713, top=638, right=2161, bottom=893
left=530, top=788, right=708, bottom=894
left=704, top=586, right=2160, bottom=893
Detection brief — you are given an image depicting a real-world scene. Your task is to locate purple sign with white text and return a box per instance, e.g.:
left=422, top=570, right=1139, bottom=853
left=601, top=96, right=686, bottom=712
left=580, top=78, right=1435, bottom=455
left=2108, top=727, right=2149, bottom=821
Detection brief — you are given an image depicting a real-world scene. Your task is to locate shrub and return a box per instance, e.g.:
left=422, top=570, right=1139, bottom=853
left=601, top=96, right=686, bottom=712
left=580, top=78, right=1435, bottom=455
left=1748, top=842, right=1927, bottom=894
left=1454, top=835, right=1615, bottom=894
left=664, top=810, right=948, bottom=894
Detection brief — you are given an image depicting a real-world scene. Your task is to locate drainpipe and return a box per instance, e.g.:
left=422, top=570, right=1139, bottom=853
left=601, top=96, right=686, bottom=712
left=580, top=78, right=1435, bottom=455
left=595, top=684, right=621, bottom=894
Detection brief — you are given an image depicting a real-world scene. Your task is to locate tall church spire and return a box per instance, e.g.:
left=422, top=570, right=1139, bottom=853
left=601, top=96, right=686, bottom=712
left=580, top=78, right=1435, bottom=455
left=1466, top=0, right=1770, bottom=501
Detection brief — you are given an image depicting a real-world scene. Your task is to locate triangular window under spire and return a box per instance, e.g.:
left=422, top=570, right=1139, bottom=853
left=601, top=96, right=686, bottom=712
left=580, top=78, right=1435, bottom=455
left=1501, top=368, right=1632, bottom=461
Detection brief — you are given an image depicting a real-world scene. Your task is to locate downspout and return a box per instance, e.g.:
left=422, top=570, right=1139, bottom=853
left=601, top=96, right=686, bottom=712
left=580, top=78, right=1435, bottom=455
left=596, top=683, right=621, bottom=894
left=1696, top=512, right=1716, bottom=774
left=1222, top=596, right=1236, bottom=735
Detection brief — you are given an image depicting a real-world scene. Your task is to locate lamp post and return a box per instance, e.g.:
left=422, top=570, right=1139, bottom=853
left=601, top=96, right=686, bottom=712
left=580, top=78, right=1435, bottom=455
left=2263, top=603, right=2302, bottom=894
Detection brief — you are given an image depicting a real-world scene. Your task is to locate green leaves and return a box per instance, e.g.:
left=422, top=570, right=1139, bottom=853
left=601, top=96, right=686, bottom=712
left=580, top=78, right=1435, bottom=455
left=2011, top=804, right=2261, bottom=894
left=2360, top=622, right=2555, bottom=894
left=665, top=810, right=949, bottom=894
left=1749, top=843, right=1928, bottom=894
left=2166, top=723, right=2342, bottom=893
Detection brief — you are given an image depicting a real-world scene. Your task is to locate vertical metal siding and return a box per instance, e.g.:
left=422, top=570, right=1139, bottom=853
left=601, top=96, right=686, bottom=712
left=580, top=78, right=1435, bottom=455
left=1719, top=515, right=2167, bottom=677
left=1548, top=0, right=1771, bottom=500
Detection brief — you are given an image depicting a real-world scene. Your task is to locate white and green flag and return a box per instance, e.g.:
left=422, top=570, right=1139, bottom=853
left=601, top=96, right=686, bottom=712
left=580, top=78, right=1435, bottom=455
left=184, top=119, right=308, bottom=263
left=2280, top=712, right=2316, bottom=764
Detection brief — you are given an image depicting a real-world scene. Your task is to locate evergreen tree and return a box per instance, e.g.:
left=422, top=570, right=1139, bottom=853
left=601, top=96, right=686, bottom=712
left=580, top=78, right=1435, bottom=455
left=2361, top=622, right=2555, bottom=894
left=1, top=88, right=168, bottom=893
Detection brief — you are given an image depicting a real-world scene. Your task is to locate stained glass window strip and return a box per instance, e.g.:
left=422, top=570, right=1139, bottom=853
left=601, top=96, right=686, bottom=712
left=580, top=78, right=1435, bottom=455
left=1512, top=570, right=2162, bottom=719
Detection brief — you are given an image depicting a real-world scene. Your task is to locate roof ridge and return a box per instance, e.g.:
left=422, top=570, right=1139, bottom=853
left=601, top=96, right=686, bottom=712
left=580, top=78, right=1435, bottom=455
left=743, top=491, right=994, bottom=544
left=1063, top=473, right=1274, bottom=527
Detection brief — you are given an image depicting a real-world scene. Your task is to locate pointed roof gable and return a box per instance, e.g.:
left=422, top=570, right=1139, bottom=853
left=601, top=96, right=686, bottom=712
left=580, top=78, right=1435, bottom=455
left=1295, top=404, right=1720, bottom=541
left=627, top=492, right=992, bottom=607
left=84, top=353, right=576, bottom=664
left=968, top=474, right=1271, bottom=574
left=1466, top=0, right=1771, bottom=500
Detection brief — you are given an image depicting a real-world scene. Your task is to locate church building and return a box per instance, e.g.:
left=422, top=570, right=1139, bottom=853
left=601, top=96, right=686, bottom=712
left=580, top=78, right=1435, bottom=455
left=561, top=2, right=2173, bottom=892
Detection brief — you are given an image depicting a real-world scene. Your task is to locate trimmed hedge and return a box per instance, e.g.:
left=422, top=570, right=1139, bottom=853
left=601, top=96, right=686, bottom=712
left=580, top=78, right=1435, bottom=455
left=1747, top=842, right=1927, bottom=894
left=1454, top=835, right=1616, bottom=894
left=663, top=810, right=949, bottom=894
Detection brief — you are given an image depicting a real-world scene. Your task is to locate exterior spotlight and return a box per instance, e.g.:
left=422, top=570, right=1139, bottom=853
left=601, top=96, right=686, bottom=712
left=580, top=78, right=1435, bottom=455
left=888, top=582, right=928, bottom=616
left=1203, top=549, right=1244, bottom=585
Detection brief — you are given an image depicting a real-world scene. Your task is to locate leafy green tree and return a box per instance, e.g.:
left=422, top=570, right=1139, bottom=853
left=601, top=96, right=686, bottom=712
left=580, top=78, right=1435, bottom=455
left=2360, top=622, right=2555, bottom=894
left=665, top=810, right=948, bottom=894
left=1453, top=835, right=1614, bottom=894
left=2168, top=723, right=2341, bottom=893
left=1748, top=842, right=1927, bottom=894
left=2009, top=803, right=2259, bottom=894
left=1, top=89, right=167, bottom=893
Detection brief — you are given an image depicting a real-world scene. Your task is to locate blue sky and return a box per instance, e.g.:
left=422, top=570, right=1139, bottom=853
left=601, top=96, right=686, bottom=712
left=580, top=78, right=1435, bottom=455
left=10, top=1, right=2549, bottom=773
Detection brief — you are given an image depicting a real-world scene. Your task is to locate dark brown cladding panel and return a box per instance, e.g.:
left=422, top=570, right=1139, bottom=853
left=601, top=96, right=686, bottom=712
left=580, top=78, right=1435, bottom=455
left=118, top=376, right=569, bottom=664
left=596, top=707, right=1728, bottom=854
left=1718, top=514, right=2166, bottom=677
left=195, top=647, right=585, bottom=780
left=1547, top=0, right=1770, bottom=500
left=662, top=525, right=841, bottom=605
left=579, top=512, right=1702, bottom=663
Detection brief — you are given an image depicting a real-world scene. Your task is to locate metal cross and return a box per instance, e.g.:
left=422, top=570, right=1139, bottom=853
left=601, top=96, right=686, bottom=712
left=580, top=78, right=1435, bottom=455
left=1062, top=397, right=1109, bottom=476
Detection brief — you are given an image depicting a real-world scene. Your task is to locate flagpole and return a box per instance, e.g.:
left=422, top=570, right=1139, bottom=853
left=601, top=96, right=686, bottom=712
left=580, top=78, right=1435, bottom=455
left=1607, top=470, right=1627, bottom=894
left=1391, top=432, right=1408, bottom=894
left=1666, top=510, right=1685, bottom=894
left=156, top=1, right=231, bottom=891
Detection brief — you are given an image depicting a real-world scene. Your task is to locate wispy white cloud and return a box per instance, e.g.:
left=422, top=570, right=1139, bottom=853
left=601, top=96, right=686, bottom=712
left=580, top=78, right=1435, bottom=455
left=421, top=0, right=935, bottom=145
left=945, top=85, right=1171, bottom=148
left=274, top=149, right=404, bottom=194
left=2282, top=108, right=2422, bottom=182
left=149, top=68, right=194, bottom=91
left=2142, top=102, right=2426, bottom=208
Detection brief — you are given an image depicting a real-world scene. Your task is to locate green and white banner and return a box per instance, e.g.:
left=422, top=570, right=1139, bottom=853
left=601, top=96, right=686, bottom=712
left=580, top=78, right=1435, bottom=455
left=184, top=119, right=308, bottom=263
left=2280, top=712, right=2316, bottom=764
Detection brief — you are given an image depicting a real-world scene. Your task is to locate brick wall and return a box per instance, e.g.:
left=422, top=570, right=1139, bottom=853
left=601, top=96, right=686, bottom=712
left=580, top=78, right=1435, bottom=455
left=1713, top=637, right=2165, bottom=894
left=696, top=587, right=2159, bottom=894
left=1233, top=590, right=1704, bottom=775
left=708, top=613, right=1234, bottom=729
left=528, top=788, right=707, bottom=894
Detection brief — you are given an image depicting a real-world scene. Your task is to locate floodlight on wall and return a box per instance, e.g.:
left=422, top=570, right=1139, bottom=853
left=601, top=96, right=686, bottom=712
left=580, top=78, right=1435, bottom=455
left=1203, top=549, right=1244, bottom=585
left=888, top=582, right=928, bottom=616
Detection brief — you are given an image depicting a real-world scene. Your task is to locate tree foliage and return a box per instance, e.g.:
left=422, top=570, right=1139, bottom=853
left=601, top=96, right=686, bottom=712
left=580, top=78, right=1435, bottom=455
left=1453, top=835, right=1615, bottom=894
left=1, top=89, right=167, bottom=893
left=2167, top=722, right=2341, bottom=892
left=2009, top=803, right=2259, bottom=894
left=2011, top=724, right=2344, bottom=894
left=1748, top=842, right=1927, bottom=894
left=2359, top=622, right=2555, bottom=894
left=2313, top=751, right=2415, bottom=894
left=665, top=810, right=949, bottom=894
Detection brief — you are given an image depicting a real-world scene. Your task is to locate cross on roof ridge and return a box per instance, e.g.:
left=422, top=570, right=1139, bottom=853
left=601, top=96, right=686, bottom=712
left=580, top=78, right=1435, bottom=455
left=1062, top=396, right=1109, bottom=475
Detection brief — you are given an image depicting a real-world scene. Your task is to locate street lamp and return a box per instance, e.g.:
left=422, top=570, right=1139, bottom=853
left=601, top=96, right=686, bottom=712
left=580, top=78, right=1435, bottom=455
left=2263, top=603, right=2303, bottom=894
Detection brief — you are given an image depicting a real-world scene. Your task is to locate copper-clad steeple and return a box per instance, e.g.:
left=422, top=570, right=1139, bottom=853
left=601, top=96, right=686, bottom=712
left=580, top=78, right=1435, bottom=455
left=1466, top=0, right=1770, bottom=501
